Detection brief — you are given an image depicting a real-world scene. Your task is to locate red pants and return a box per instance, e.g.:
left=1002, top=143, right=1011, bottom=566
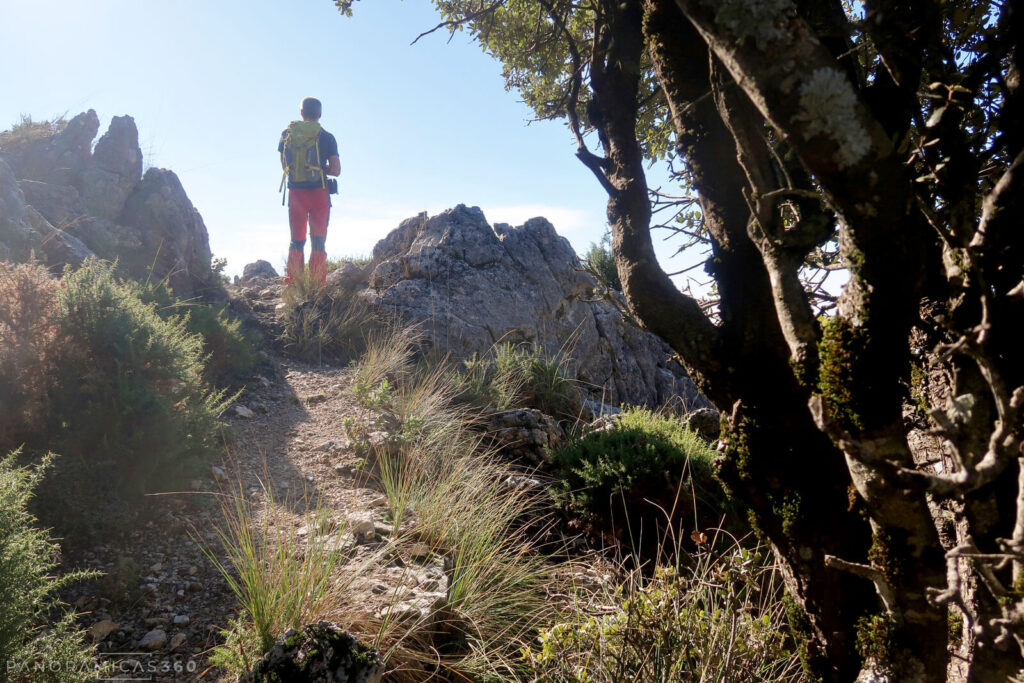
left=287, top=187, right=330, bottom=283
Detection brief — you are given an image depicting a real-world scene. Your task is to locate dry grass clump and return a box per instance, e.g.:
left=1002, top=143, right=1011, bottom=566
left=279, top=267, right=383, bottom=364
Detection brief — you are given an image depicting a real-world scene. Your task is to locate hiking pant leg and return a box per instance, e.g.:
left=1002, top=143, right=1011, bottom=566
left=308, top=189, right=330, bottom=285
left=287, top=189, right=312, bottom=281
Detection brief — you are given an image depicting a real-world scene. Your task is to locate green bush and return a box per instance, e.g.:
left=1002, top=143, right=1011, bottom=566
left=550, top=408, right=733, bottom=557
left=39, top=260, right=232, bottom=533
left=525, top=545, right=803, bottom=682
left=0, top=450, right=102, bottom=682
left=0, top=262, right=58, bottom=450
left=135, top=278, right=258, bottom=388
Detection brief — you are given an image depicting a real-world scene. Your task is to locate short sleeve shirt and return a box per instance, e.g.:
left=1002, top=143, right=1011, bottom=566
left=278, top=128, right=339, bottom=189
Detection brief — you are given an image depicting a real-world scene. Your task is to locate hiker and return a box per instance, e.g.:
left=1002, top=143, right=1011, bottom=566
left=278, top=96, right=340, bottom=284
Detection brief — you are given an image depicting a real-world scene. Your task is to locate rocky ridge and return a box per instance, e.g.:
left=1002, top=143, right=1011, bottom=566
left=0, top=111, right=217, bottom=298
left=335, top=205, right=709, bottom=410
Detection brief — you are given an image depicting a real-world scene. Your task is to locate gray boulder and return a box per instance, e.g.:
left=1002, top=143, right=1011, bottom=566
left=242, top=259, right=279, bottom=282
left=0, top=159, right=38, bottom=261
left=83, top=115, right=142, bottom=221
left=362, top=205, right=710, bottom=409
left=118, top=168, right=215, bottom=298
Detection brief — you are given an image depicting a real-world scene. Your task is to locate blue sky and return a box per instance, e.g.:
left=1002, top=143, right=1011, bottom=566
left=1, top=0, right=694, bottom=281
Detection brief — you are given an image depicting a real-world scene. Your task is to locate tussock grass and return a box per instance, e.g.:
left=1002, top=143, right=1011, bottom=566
left=204, top=481, right=384, bottom=674
left=279, top=267, right=383, bottom=364
left=0, top=114, right=67, bottom=154
left=454, top=340, right=582, bottom=419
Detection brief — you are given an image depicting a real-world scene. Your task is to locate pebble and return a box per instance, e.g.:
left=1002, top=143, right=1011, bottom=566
left=173, top=615, right=190, bottom=626
left=234, top=405, right=254, bottom=419
left=138, top=629, right=167, bottom=651
left=408, top=542, right=431, bottom=561
left=349, top=518, right=376, bottom=544
left=169, top=633, right=188, bottom=651
left=88, top=620, right=120, bottom=643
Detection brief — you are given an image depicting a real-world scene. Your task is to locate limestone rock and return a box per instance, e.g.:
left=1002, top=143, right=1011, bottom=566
left=242, top=259, right=279, bottom=282
left=119, top=168, right=215, bottom=298
left=362, top=206, right=711, bottom=409
left=1, top=111, right=218, bottom=297
left=483, top=408, right=565, bottom=467
left=0, top=159, right=39, bottom=261
left=243, top=622, right=383, bottom=683
left=326, top=260, right=370, bottom=294
left=83, top=115, right=142, bottom=220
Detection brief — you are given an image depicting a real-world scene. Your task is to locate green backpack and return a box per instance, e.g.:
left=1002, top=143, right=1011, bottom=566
left=280, top=120, right=325, bottom=188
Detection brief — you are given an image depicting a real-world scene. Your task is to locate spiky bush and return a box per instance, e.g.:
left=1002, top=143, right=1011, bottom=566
left=0, top=450, right=102, bottom=682
left=135, top=278, right=258, bottom=388
left=0, top=262, right=59, bottom=450
left=525, top=545, right=804, bottom=682
left=39, top=260, right=232, bottom=533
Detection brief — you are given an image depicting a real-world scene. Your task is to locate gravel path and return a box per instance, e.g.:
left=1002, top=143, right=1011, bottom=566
left=62, top=298, right=389, bottom=681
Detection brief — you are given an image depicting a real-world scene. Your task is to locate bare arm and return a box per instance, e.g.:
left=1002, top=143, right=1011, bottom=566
left=325, top=155, right=340, bottom=177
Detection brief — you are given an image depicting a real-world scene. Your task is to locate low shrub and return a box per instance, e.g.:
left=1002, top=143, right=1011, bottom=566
left=135, top=278, right=258, bottom=388
left=0, top=450, right=102, bottom=682
left=0, top=261, right=59, bottom=450
left=39, top=260, right=232, bottom=535
left=524, top=544, right=804, bottom=682
left=550, top=408, right=734, bottom=559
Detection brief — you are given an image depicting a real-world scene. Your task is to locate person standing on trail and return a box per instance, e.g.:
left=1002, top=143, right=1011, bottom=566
left=278, top=97, right=340, bottom=284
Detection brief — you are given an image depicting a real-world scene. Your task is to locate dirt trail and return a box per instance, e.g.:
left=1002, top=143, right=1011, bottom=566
left=66, top=347, right=384, bottom=682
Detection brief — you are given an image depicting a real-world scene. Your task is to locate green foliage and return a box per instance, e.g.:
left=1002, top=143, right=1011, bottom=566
left=0, top=451, right=102, bottom=682
left=455, top=341, right=582, bottom=419
left=134, top=278, right=258, bottom=388
left=582, top=233, right=621, bottom=292
left=550, top=408, right=731, bottom=554
left=39, top=260, right=232, bottom=534
left=0, top=261, right=59, bottom=450
left=524, top=545, right=803, bottom=682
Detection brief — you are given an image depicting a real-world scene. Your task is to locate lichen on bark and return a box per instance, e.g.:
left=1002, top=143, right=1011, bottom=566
left=797, top=67, right=872, bottom=169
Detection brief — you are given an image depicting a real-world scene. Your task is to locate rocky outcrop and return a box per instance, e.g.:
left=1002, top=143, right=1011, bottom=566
left=353, top=205, right=709, bottom=409
left=0, top=110, right=217, bottom=298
